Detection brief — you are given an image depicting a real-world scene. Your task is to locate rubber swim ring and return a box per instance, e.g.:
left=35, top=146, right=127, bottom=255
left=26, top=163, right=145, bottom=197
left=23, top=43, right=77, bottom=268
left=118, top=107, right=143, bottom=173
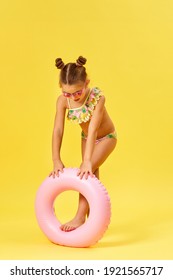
left=35, top=168, right=111, bottom=248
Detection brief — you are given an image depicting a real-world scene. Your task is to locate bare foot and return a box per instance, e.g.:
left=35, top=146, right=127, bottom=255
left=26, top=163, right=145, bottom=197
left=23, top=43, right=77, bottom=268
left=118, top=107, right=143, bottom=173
left=60, top=216, right=85, bottom=232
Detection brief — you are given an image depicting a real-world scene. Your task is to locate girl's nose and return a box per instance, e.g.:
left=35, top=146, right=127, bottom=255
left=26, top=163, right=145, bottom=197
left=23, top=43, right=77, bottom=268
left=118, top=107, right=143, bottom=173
left=72, top=96, right=79, bottom=101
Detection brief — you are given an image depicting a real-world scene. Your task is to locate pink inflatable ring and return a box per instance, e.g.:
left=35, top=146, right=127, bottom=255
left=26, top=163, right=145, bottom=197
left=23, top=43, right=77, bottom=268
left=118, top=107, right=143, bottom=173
left=35, top=168, right=111, bottom=248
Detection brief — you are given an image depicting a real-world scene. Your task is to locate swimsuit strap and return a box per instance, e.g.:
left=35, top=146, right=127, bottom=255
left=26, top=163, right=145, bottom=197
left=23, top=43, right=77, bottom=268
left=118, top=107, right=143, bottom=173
left=67, top=98, right=71, bottom=109
left=85, top=88, right=92, bottom=104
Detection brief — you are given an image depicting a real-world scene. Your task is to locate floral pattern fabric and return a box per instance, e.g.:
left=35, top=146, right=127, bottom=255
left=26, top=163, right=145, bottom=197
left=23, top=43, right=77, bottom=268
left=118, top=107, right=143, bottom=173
left=67, top=87, right=102, bottom=124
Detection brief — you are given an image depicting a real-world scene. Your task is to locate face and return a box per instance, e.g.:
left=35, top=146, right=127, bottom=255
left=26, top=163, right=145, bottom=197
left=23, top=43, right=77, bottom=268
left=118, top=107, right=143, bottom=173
left=61, top=80, right=90, bottom=101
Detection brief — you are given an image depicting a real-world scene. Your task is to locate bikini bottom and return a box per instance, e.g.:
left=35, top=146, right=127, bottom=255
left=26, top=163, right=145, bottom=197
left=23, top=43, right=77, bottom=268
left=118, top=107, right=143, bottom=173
left=81, top=130, right=117, bottom=144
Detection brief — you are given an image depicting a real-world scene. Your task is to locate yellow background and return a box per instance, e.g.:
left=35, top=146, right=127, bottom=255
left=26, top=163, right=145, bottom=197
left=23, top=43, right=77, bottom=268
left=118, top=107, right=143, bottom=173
left=0, top=0, right=173, bottom=260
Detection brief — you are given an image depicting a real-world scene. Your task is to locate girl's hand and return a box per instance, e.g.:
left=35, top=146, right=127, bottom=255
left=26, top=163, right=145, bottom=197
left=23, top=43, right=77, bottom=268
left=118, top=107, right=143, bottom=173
left=49, top=159, right=64, bottom=178
left=77, top=160, right=94, bottom=180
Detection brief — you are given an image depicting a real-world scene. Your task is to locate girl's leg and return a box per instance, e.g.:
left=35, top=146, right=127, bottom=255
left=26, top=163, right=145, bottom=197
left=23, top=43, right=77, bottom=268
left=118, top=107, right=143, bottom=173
left=60, top=168, right=99, bottom=232
left=60, top=137, right=117, bottom=231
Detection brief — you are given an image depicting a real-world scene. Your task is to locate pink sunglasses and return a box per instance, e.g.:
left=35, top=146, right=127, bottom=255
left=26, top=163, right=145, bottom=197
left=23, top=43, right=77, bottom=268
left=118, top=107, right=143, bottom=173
left=62, top=85, right=85, bottom=98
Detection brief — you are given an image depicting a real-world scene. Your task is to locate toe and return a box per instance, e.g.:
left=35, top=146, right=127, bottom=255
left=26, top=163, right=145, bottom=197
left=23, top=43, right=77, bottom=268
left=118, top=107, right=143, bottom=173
left=64, top=225, right=69, bottom=232
left=66, top=226, right=70, bottom=231
left=71, top=226, right=76, bottom=231
left=60, top=224, right=65, bottom=231
left=68, top=226, right=74, bottom=231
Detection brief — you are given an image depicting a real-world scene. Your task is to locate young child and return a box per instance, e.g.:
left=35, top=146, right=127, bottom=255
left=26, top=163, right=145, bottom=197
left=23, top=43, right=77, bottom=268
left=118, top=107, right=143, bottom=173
left=49, top=56, right=117, bottom=232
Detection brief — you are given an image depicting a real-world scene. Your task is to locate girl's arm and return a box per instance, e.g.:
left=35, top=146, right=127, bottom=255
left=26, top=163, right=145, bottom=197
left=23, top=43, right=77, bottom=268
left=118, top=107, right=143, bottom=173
left=77, top=95, right=105, bottom=179
left=49, top=95, right=66, bottom=177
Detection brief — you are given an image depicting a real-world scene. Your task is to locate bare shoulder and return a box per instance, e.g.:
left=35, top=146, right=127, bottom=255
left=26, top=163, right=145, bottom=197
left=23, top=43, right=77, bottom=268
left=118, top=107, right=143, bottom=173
left=100, top=94, right=105, bottom=102
left=56, top=94, right=68, bottom=110
left=98, top=94, right=105, bottom=107
left=93, top=94, right=105, bottom=116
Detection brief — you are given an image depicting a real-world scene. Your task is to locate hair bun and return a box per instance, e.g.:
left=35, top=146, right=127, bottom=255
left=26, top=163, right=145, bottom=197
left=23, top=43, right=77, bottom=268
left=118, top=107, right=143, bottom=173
left=76, top=56, right=87, bottom=66
left=55, top=58, right=65, bottom=69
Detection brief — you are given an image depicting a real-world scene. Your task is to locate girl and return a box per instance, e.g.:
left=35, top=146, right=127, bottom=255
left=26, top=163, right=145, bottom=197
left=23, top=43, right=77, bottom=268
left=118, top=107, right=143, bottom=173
left=49, top=56, right=117, bottom=232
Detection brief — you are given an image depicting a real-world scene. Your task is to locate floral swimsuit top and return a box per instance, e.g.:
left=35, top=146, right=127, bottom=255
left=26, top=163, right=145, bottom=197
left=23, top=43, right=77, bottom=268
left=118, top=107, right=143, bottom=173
left=67, top=87, right=102, bottom=124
